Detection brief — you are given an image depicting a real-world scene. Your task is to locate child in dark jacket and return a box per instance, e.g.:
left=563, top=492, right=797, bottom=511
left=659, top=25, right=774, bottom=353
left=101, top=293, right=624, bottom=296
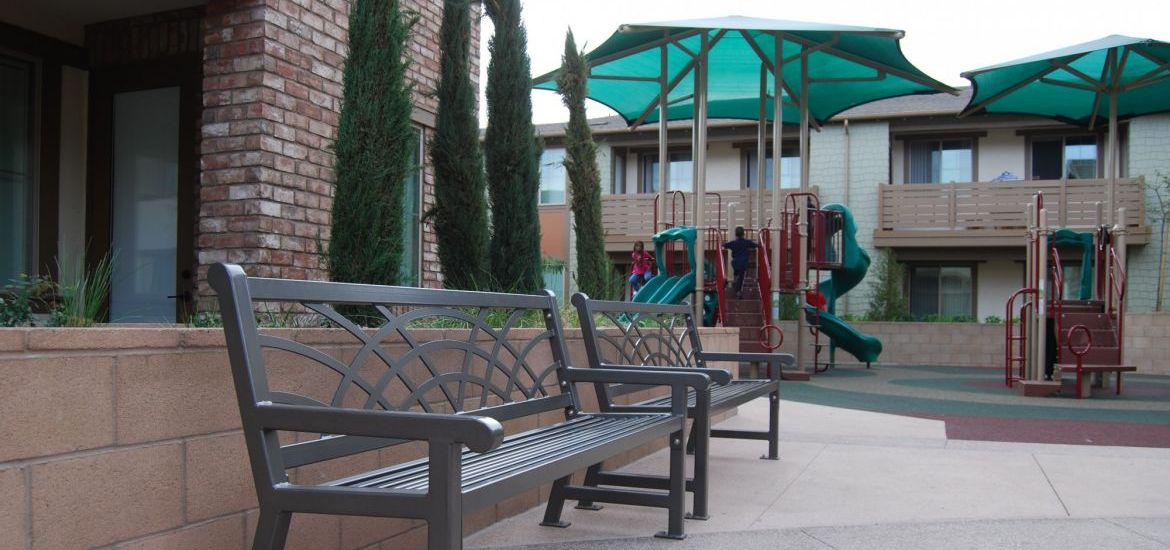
left=722, top=226, right=757, bottom=298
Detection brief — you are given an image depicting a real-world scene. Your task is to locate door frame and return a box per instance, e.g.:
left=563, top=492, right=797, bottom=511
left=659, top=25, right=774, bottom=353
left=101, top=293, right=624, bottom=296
left=86, top=53, right=200, bottom=321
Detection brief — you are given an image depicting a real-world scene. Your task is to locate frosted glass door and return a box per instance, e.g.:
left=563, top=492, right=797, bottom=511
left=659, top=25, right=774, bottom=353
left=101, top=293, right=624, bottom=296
left=110, top=87, right=179, bottom=322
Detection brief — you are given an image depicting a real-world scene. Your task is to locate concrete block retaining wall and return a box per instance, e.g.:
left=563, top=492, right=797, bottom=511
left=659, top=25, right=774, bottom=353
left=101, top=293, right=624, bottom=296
left=773, top=314, right=1168, bottom=375
left=0, top=326, right=738, bottom=550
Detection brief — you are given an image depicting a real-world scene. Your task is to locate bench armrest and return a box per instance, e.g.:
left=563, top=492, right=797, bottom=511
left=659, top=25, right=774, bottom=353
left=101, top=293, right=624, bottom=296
left=698, top=351, right=794, bottom=380
left=565, top=367, right=711, bottom=417
left=253, top=403, right=505, bottom=453
left=597, top=363, right=732, bottom=385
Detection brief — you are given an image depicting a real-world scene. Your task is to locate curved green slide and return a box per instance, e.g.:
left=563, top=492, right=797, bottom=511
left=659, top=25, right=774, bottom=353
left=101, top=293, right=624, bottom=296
left=806, top=204, right=883, bottom=364
left=633, top=226, right=697, bottom=305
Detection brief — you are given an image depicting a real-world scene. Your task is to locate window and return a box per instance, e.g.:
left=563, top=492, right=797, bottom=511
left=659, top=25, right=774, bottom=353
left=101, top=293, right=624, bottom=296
left=539, top=147, right=566, bottom=205
left=610, top=152, right=626, bottom=195
left=1030, top=136, right=1098, bottom=180
left=744, top=146, right=801, bottom=189
left=1, top=54, right=35, bottom=283
left=908, top=265, right=974, bottom=320
left=907, top=139, right=973, bottom=183
left=640, top=151, right=693, bottom=193
left=398, top=128, right=423, bottom=286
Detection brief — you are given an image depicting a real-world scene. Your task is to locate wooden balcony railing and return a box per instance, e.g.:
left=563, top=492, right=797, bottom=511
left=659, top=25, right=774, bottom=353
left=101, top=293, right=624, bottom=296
left=601, top=188, right=817, bottom=251
left=875, top=178, right=1147, bottom=246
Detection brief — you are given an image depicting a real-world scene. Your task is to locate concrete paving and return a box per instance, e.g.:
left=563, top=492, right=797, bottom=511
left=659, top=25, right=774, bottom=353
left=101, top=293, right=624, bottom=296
left=466, top=400, right=1170, bottom=549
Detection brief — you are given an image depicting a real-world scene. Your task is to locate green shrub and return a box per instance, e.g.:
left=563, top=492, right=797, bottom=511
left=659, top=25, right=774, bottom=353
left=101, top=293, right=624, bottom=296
left=0, top=274, right=52, bottom=327
left=983, top=315, right=1004, bottom=324
left=866, top=249, right=910, bottom=321
left=50, top=252, right=116, bottom=327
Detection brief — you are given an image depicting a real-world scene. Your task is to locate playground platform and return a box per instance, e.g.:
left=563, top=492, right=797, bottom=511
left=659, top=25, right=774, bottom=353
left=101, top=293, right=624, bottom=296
left=467, top=369, right=1170, bottom=549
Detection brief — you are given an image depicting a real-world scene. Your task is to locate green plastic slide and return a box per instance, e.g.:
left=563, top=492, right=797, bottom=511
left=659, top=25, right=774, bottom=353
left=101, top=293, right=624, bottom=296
left=632, top=226, right=699, bottom=306
left=811, top=204, right=883, bottom=363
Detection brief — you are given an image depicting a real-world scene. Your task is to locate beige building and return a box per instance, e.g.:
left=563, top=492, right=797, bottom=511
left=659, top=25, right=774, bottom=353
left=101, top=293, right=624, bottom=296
left=537, top=89, right=1167, bottom=318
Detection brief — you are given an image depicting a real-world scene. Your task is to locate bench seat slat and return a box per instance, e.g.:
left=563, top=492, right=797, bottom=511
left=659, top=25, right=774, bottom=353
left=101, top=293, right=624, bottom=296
left=635, top=380, right=775, bottom=410
left=331, top=415, right=676, bottom=493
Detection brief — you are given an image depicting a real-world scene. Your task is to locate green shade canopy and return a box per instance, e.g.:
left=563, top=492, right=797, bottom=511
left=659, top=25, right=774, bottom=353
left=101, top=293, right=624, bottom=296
left=961, top=35, right=1170, bottom=125
left=533, top=15, right=954, bottom=126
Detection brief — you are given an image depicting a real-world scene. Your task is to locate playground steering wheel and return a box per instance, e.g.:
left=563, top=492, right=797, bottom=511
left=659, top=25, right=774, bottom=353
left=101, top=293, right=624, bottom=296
left=759, top=324, right=784, bottom=351
left=1066, top=324, right=1093, bottom=357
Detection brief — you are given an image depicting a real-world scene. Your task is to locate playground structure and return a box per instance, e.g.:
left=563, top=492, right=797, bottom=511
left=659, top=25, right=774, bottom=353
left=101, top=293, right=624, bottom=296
left=636, top=190, right=882, bottom=374
left=1005, top=192, right=1135, bottom=398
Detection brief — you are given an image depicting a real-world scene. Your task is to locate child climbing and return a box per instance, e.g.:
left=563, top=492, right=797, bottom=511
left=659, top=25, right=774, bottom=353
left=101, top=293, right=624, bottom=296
left=723, top=226, right=757, bottom=299
left=629, top=240, right=654, bottom=293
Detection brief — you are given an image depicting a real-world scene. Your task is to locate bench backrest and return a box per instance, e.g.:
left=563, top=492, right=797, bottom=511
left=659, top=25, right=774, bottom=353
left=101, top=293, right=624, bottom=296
left=571, top=293, right=706, bottom=402
left=211, top=263, right=576, bottom=471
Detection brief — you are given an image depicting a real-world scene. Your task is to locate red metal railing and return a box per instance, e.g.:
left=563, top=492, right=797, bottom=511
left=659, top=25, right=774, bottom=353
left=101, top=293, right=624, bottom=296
left=1107, top=247, right=1127, bottom=350
left=1050, top=246, right=1065, bottom=364
left=1004, top=287, right=1037, bottom=387
left=707, top=226, right=727, bottom=326
left=650, top=191, right=723, bottom=233
left=1066, top=325, right=1092, bottom=399
left=757, top=226, right=773, bottom=325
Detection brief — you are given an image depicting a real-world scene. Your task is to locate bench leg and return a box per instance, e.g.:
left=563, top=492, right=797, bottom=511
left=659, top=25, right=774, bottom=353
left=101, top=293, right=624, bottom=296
left=252, top=508, right=291, bottom=550
left=764, top=390, right=780, bottom=460
left=689, top=413, right=710, bottom=520
left=540, top=475, right=572, bottom=528
left=428, top=441, right=464, bottom=550
left=573, top=464, right=604, bottom=511
left=656, top=431, right=687, bottom=540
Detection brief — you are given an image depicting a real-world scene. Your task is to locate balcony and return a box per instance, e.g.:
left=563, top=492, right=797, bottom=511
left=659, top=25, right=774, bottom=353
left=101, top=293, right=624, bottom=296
left=600, top=188, right=818, bottom=253
left=874, top=178, right=1148, bottom=247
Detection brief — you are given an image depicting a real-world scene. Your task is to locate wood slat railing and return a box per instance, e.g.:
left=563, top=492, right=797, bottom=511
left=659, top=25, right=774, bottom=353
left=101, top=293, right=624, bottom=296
left=877, top=177, right=1145, bottom=233
left=601, top=187, right=817, bottom=250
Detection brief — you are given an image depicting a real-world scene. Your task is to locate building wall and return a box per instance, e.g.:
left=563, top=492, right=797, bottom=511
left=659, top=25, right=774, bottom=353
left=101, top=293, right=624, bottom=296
left=56, top=66, right=88, bottom=275
left=977, top=128, right=1026, bottom=181
left=197, top=0, right=475, bottom=305
left=977, top=259, right=1023, bottom=321
left=1123, top=113, right=1170, bottom=313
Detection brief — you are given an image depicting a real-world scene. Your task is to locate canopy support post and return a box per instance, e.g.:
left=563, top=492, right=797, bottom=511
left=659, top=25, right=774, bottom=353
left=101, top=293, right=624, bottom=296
left=795, top=46, right=811, bottom=373
left=770, top=32, right=785, bottom=354
left=756, top=65, right=767, bottom=230
left=657, top=41, right=668, bottom=233
left=693, top=31, right=709, bottom=323
left=1106, top=88, right=1119, bottom=225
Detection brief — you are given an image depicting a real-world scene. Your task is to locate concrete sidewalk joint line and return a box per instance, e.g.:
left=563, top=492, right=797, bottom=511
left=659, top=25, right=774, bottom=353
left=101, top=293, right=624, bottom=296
left=1032, top=453, right=1071, bottom=516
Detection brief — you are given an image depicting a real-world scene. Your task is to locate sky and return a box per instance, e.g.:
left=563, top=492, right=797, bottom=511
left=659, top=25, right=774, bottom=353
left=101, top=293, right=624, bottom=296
left=477, top=0, right=1169, bottom=125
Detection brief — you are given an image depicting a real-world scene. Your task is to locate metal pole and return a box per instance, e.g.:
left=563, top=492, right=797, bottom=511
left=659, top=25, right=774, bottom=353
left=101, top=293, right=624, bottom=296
left=756, top=65, right=767, bottom=230
left=1106, top=89, right=1119, bottom=225
left=657, top=41, right=668, bottom=232
left=1035, top=208, right=1048, bottom=382
left=693, top=31, right=709, bottom=322
left=769, top=32, right=785, bottom=347
left=795, top=46, right=811, bottom=372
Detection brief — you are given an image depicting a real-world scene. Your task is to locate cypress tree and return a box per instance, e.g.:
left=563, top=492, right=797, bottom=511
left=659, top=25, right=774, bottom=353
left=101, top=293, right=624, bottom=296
left=329, top=0, right=415, bottom=285
left=483, top=0, right=543, bottom=293
left=430, top=0, right=490, bottom=289
left=866, top=249, right=910, bottom=321
left=555, top=30, right=614, bottom=299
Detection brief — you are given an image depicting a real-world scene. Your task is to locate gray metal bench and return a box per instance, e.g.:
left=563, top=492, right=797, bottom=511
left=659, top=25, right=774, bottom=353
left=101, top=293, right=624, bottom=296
left=211, top=264, right=711, bottom=549
left=572, top=293, right=791, bottom=519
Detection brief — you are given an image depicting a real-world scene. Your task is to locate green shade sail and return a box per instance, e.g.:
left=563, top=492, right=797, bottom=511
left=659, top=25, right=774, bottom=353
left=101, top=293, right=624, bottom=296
left=533, top=15, right=954, bottom=126
left=961, top=35, right=1170, bottom=125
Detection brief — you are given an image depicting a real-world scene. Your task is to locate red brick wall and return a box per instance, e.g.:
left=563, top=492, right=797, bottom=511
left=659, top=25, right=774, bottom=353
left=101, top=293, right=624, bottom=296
left=198, top=0, right=478, bottom=305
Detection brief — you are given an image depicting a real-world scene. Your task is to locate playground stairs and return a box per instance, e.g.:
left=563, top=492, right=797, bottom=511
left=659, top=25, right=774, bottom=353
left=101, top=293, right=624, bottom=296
left=1018, top=299, right=1124, bottom=397
left=1055, top=300, right=1121, bottom=365
left=719, top=257, right=811, bottom=381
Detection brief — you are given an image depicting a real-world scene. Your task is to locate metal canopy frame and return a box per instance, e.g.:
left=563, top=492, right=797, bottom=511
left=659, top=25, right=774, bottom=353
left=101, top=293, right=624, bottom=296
left=536, top=18, right=955, bottom=372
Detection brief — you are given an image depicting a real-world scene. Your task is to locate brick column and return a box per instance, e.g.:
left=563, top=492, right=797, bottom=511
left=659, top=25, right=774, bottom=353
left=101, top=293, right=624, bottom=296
left=197, top=0, right=468, bottom=305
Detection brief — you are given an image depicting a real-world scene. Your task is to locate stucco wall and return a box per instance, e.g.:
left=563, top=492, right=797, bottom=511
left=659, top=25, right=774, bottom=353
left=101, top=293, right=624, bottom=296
left=0, top=326, right=738, bottom=549
left=1124, top=114, right=1170, bottom=313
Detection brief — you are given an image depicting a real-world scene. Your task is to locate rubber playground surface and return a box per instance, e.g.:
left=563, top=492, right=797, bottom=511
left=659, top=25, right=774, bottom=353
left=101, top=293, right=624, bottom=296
left=780, top=364, right=1170, bottom=448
